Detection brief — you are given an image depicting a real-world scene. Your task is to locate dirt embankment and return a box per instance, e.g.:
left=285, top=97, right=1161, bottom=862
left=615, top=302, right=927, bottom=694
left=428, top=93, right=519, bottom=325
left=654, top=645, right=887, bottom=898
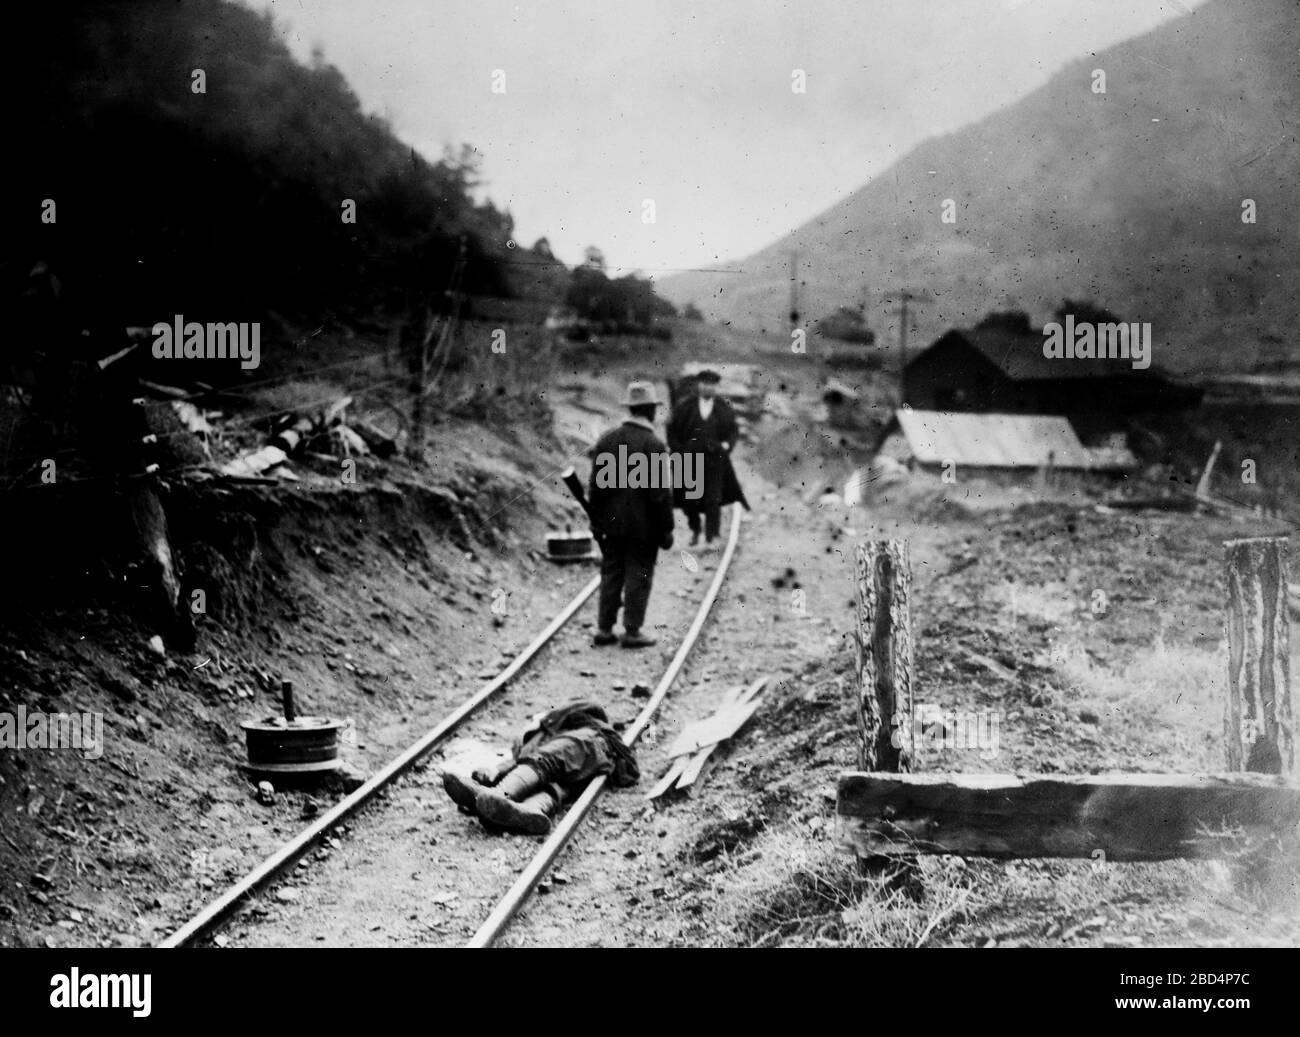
left=656, top=496, right=1300, bottom=948
left=0, top=414, right=590, bottom=948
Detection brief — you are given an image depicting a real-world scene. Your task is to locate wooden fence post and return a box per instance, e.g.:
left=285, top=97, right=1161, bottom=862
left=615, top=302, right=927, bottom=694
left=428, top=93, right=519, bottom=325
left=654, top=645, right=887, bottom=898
left=854, top=540, right=913, bottom=772
left=403, top=306, right=427, bottom=465
left=1224, top=536, right=1293, bottom=775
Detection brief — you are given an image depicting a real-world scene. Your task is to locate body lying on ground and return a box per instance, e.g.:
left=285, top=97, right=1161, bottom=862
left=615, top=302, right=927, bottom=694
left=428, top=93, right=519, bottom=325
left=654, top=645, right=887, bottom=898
left=441, top=701, right=640, bottom=835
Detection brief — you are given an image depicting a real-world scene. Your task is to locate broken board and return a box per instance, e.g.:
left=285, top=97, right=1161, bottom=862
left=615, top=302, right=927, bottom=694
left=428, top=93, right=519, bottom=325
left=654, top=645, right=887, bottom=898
left=650, top=676, right=769, bottom=799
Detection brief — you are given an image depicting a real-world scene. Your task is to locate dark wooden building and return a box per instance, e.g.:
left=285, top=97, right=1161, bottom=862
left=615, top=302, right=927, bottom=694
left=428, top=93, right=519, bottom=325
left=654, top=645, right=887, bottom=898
left=902, top=315, right=1202, bottom=437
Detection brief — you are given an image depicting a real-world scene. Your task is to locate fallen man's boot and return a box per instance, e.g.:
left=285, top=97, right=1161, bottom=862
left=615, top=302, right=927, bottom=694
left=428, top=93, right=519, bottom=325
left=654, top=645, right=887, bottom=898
left=442, top=766, right=492, bottom=812
left=476, top=788, right=557, bottom=835
left=474, top=765, right=556, bottom=835
left=620, top=629, right=656, bottom=649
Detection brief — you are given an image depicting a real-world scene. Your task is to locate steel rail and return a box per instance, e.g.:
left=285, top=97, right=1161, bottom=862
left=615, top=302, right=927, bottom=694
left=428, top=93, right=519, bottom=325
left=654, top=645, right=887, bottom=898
left=466, top=504, right=744, bottom=947
left=158, top=572, right=602, bottom=948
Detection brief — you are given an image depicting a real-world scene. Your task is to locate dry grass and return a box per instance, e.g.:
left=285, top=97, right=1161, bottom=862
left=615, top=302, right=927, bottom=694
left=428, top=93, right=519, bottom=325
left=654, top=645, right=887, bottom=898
left=1051, top=635, right=1224, bottom=770
left=699, top=829, right=986, bottom=947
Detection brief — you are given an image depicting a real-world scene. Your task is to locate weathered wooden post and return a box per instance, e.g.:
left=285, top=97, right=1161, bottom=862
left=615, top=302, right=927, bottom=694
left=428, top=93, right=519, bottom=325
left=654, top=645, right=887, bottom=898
left=403, top=305, right=428, bottom=465
left=1224, top=536, right=1293, bottom=775
left=853, top=540, right=913, bottom=772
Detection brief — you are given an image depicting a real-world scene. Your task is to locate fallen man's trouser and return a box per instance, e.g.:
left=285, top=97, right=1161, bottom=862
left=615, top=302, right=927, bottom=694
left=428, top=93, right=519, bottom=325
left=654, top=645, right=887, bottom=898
left=441, top=701, right=639, bottom=835
left=442, top=726, right=617, bottom=835
left=519, top=728, right=613, bottom=789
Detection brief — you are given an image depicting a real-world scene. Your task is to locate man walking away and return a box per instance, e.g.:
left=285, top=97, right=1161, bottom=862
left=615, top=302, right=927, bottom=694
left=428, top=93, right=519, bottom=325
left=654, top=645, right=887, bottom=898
left=667, top=368, right=746, bottom=549
left=588, top=381, right=674, bottom=648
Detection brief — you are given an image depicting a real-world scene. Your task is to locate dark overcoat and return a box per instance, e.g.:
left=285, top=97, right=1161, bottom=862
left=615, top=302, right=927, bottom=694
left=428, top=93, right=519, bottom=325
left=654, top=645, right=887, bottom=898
left=587, top=419, right=675, bottom=544
left=666, top=396, right=749, bottom=511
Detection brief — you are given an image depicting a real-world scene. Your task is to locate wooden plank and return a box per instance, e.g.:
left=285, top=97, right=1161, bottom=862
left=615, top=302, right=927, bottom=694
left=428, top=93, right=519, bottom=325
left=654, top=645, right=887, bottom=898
left=646, top=756, right=690, bottom=800
left=854, top=540, right=913, bottom=772
left=736, top=675, right=770, bottom=705
left=220, top=444, right=287, bottom=478
left=837, top=772, right=1300, bottom=861
left=1224, top=537, right=1293, bottom=774
left=664, top=698, right=762, bottom=759
left=675, top=747, right=714, bottom=790
left=655, top=678, right=769, bottom=797
left=719, top=684, right=747, bottom=706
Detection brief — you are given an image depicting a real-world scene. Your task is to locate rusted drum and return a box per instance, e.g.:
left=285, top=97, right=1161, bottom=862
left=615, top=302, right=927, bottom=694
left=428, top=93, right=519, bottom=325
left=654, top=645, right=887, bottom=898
left=240, top=715, right=345, bottom=773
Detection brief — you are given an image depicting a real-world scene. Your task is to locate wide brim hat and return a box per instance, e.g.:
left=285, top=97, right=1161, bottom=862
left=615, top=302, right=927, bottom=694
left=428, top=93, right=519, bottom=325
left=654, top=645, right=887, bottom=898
left=695, top=368, right=722, bottom=384
left=621, top=380, right=662, bottom=407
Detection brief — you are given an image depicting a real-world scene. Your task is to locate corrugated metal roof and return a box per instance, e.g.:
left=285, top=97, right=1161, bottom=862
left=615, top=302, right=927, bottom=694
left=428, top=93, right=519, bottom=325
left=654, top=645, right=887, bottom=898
left=894, top=409, right=1094, bottom=468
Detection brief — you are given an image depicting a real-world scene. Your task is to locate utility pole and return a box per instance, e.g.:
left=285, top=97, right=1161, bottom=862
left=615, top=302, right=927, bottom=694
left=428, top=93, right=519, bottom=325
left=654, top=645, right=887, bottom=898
left=405, top=237, right=468, bottom=465
left=788, top=250, right=800, bottom=330
left=889, top=288, right=929, bottom=376
left=404, top=292, right=428, bottom=465
left=898, top=290, right=914, bottom=370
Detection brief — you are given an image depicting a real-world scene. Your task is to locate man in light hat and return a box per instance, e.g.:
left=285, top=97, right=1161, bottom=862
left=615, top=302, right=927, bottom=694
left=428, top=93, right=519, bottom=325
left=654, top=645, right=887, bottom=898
left=668, top=368, right=747, bottom=549
left=587, top=380, right=675, bottom=648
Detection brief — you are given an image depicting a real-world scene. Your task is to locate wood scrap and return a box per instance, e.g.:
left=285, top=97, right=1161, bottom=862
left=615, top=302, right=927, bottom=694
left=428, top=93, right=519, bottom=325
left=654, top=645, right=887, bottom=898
left=650, top=676, right=770, bottom=800
left=334, top=425, right=369, bottom=457
left=138, top=380, right=192, bottom=399
left=646, top=757, right=690, bottom=800
left=219, top=395, right=352, bottom=477
left=352, top=419, right=398, bottom=458
left=955, top=643, right=1015, bottom=681
left=220, top=444, right=288, bottom=478
left=322, top=395, right=353, bottom=427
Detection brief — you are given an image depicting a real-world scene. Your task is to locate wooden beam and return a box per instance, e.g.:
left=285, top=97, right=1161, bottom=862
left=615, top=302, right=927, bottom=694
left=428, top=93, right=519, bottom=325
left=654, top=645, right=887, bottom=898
left=837, top=772, right=1300, bottom=861
left=1224, top=536, right=1293, bottom=775
left=854, top=540, right=913, bottom=772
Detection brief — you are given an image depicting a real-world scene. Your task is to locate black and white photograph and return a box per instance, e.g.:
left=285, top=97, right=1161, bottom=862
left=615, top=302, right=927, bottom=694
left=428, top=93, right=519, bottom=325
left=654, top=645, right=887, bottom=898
left=3, top=0, right=1298, bottom=1009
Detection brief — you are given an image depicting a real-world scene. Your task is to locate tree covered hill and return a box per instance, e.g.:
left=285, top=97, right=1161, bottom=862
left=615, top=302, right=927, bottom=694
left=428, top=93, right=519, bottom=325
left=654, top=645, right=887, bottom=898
left=13, top=0, right=537, bottom=331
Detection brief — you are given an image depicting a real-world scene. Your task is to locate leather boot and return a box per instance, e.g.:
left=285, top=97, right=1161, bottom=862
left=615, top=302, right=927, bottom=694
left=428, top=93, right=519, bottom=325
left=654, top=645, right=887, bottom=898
left=476, top=787, right=557, bottom=835
left=475, top=765, right=555, bottom=834
left=442, top=765, right=491, bottom=812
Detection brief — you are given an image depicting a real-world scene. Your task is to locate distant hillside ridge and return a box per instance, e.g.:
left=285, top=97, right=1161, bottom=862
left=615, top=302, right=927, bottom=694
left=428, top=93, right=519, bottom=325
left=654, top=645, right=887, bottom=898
left=659, top=0, right=1299, bottom=375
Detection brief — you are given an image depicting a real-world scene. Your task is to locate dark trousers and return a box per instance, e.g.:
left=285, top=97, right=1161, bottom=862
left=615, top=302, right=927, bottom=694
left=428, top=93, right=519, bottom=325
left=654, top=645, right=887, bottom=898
left=597, top=536, right=658, bottom=632
left=686, top=505, right=721, bottom=540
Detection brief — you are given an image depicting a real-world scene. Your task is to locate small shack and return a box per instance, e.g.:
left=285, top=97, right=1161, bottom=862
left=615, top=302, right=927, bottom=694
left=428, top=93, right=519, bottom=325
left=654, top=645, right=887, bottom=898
left=902, top=314, right=1201, bottom=439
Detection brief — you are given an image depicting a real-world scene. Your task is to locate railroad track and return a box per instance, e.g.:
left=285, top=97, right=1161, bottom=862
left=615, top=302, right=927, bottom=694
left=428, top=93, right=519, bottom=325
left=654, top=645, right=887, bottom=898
left=159, top=506, right=744, bottom=949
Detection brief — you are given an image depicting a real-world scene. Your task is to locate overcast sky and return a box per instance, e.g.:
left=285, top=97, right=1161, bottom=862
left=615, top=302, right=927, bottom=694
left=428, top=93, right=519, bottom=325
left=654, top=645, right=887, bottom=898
left=244, top=0, right=1205, bottom=277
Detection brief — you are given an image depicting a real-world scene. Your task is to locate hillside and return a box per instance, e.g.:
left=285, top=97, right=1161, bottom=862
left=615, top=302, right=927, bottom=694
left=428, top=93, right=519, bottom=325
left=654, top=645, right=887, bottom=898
left=11, top=0, right=535, bottom=328
left=659, top=0, right=1299, bottom=374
